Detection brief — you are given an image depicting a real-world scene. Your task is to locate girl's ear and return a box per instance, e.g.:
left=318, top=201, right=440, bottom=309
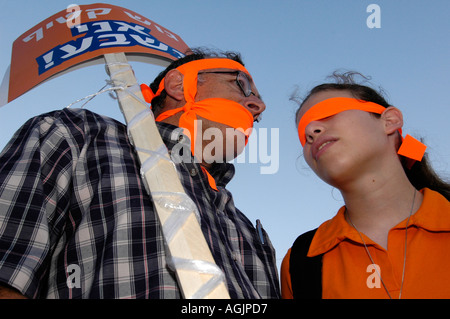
left=381, top=106, right=403, bottom=135
left=163, top=69, right=185, bottom=101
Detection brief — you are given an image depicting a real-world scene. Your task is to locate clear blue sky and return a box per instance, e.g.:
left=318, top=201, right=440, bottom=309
left=0, top=0, right=449, bottom=271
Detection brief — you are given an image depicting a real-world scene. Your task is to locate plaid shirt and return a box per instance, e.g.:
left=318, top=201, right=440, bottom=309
left=0, top=108, right=280, bottom=299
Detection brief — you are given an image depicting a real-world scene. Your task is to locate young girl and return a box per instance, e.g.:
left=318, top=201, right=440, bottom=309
left=281, top=73, right=450, bottom=299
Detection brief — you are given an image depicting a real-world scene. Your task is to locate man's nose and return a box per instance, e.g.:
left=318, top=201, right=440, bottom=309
left=243, top=95, right=266, bottom=122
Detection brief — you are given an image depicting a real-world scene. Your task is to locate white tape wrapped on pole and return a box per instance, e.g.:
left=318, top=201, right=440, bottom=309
left=104, top=52, right=230, bottom=299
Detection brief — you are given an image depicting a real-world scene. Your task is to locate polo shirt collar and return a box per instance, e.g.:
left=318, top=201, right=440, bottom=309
left=308, top=188, right=450, bottom=257
left=409, top=188, right=450, bottom=231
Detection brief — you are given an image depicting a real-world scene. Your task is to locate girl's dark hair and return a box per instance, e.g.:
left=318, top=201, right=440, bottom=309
left=294, top=71, right=450, bottom=200
left=148, top=47, right=244, bottom=114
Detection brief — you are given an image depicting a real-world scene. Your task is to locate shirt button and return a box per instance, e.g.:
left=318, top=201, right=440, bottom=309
left=189, top=168, right=197, bottom=176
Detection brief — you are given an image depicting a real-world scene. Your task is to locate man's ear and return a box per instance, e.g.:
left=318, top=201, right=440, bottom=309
left=164, top=69, right=184, bottom=101
left=381, top=106, right=403, bottom=135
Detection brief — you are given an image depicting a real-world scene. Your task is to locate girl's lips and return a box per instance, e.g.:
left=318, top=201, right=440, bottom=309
left=312, top=137, right=338, bottom=160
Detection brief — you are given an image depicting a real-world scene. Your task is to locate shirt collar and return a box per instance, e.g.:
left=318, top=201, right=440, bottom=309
left=408, top=188, right=450, bottom=231
left=155, top=121, right=236, bottom=188
left=308, top=188, right=450, bottom=257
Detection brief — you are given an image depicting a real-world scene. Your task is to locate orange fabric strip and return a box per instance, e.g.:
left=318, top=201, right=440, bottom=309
left=201, top=166, right=218, bottom=191
left=397, top=134, right=427, bottom=162
left=148, top=59, right=249, bottom=102
left=140, top=58, right=249, bottom=103
left=297, top=97, right=426, bottom=163
left=297, top=97, right=386, bottom=146
left=156, top=98, right=253, bottom=155
left=142, top=58, right=255, bottom=189
left=177, top=59, right=249, bottom=102
left=153, top=58, right=254, bottom=157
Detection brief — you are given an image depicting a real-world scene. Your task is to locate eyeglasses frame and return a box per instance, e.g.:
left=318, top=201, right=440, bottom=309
left=196, top=70, right=262, bottom=122
left=197, top=70, right=256, bottom=98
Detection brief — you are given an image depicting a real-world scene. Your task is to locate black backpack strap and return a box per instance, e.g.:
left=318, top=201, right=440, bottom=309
left=289, top=228, right=323, bottom=299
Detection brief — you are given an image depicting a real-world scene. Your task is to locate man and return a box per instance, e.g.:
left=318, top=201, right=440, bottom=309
left=0, top=48, right=280, bottom=299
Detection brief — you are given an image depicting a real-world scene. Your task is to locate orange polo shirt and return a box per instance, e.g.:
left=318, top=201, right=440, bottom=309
left=281, top=188, right=450, bottom=299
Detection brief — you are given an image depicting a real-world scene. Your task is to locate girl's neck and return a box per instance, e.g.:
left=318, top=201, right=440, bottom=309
left=340, top=164, right=423, bottom=249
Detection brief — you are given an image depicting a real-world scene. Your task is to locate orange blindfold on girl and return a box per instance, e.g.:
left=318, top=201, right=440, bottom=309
left=297, top=97, right=427, bottom=168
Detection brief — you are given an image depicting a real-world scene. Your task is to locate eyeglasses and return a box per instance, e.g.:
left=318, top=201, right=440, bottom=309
left=197, top=70, right=262, bottom=122
left=198, top=70, right=256, bottom=98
